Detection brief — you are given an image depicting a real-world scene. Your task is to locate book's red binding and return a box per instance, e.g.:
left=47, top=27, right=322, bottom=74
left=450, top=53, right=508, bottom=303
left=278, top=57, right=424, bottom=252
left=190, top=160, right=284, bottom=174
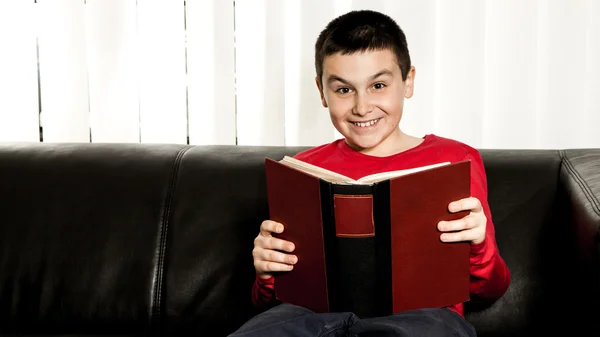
left=264, top=158, right=330, bottom=313
left=333, top=195, right=374, bottom=238
left=389, top=160, right=471, bottom=312
left=264, top=158, right=471, bottom=314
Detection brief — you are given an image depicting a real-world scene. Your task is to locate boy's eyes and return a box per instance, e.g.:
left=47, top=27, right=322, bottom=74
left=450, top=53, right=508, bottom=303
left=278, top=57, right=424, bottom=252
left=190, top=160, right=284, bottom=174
left=373, top=82, right=386, bottom=90
left=333, top=83, right=386, bottom=95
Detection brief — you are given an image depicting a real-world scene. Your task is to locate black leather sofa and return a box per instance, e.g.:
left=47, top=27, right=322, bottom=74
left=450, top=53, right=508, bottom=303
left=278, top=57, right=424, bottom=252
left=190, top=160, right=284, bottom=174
left=1, top=142, right=599, bottom=337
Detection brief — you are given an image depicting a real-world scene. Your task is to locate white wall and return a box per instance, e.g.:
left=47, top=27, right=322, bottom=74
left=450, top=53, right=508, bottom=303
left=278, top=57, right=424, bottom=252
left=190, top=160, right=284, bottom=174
left=0, top=0, right=598, bottom=149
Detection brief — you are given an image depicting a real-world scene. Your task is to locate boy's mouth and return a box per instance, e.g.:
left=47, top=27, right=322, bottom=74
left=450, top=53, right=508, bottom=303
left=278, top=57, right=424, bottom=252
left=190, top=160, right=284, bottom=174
left=351, top=118, right=381, bottom=128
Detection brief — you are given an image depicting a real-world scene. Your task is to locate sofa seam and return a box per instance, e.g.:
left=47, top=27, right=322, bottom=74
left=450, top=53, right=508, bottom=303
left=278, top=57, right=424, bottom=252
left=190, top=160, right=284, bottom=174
left=152, top=146, right=192, bottom=323
left=560, top=150, right=600, bottom=219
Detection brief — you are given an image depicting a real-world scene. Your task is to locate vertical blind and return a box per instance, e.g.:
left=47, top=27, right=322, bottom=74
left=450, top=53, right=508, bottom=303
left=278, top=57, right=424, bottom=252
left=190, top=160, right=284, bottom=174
left=0, top=0, right=598, bottom=149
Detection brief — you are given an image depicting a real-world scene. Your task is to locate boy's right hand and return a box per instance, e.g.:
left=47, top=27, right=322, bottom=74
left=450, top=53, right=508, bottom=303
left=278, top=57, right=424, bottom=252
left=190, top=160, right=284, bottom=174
left=253, top=220, right=297, bottom=279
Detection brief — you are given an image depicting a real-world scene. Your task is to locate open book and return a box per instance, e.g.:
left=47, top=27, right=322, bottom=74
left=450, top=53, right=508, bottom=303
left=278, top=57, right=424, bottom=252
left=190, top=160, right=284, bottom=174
left=265, top=155, right=472, bottom=316
left=278, top=155, right=451, bottom=185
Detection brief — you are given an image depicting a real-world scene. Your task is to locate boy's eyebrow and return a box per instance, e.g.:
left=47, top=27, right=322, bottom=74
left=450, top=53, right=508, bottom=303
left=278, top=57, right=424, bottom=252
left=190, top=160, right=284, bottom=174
left=327, top=75, right=350, bottom=85
left=369, top=69, right=394, bottom=80
left=326, top=69, right=394, bottom=85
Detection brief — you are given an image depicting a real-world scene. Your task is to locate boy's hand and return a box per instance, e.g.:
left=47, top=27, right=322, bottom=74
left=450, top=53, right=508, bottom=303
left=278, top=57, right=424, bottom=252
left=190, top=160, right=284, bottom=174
left=253, top=220, right=297, bottom=279
left=437, top=197, right=486, bottom=245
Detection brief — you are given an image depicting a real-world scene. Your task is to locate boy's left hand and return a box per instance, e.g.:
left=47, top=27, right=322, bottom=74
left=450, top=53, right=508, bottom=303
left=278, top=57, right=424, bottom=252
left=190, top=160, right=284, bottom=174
left=437, top=197, right=486, bottom=245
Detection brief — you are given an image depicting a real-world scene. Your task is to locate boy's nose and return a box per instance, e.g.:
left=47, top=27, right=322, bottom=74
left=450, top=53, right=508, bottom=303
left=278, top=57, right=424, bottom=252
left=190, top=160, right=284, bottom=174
left=353, top=96, right=373, bottom=116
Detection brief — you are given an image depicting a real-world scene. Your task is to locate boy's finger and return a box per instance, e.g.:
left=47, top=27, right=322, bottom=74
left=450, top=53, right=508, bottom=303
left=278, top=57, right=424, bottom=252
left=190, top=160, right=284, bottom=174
left=440, top=229, right=475, bottom=243
left=449, top=197, right=482, bottom=213
left=260, top=220, right=284, bottom=236
left=438, top=215, right=477, bottom=232
left=260, top=261, right=294, bottom=273
left=266, top=236, right=295, bottom=252
left=263, top=249, right=297, bottom=265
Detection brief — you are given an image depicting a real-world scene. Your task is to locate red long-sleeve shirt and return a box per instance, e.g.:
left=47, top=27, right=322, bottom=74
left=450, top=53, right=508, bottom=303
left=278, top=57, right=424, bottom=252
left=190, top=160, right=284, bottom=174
left=252, top=134, right=511, bottom=316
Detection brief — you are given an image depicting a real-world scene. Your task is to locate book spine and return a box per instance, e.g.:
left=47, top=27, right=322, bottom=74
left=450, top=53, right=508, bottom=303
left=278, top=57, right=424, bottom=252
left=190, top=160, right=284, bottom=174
left=372, top=181, right=393, bottom=316
left=321, top=182, right=392, bottom=318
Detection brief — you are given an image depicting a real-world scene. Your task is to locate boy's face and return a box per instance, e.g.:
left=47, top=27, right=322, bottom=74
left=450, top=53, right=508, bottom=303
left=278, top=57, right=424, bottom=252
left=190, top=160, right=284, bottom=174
left=316, top=49, right=415, bottom=156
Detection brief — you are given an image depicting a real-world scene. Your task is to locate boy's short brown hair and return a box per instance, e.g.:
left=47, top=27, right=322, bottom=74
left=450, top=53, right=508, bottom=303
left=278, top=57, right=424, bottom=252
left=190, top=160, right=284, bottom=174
left=314, top=10, right=412, bottom=83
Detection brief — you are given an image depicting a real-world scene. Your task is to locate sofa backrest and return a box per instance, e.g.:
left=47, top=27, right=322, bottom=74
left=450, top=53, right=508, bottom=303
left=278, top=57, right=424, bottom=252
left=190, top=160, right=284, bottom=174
left=0, top=143, right=187, bottom=334
left=1, top=143, right=598, bottom=336
left=465, top=149, right=577, bottom=336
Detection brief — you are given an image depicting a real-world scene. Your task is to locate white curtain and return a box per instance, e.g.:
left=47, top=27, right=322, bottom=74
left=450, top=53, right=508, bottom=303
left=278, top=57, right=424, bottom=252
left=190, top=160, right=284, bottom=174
left=0, top=0, right=598, bottom=149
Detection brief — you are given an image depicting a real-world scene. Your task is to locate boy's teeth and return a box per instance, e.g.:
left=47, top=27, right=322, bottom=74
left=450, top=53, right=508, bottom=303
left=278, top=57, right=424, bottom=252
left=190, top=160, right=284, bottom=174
left=353, top=119, right=379, bottom=127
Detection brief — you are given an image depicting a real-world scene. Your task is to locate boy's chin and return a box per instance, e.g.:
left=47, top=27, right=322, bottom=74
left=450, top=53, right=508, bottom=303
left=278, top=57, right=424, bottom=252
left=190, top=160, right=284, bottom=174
left=345, top=136, right=386, bottom=153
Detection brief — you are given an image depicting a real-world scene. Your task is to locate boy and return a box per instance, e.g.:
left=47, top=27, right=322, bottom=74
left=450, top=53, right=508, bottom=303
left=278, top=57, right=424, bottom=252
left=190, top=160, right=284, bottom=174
left=230, top=9, right=510, bottom=337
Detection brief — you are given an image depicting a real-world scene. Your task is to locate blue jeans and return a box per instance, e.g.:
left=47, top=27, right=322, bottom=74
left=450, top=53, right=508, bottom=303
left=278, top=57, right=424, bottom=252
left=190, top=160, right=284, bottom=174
left=228, top=303, right=477, bottom=337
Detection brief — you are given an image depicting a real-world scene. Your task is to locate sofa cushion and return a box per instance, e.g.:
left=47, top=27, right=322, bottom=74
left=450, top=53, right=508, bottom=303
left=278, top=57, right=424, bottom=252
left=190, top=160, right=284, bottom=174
left=161, top=145, right=300, bottom=335
left=466, top=149, right=596, bottom=336
left=0, top=143, right=187, bottom=334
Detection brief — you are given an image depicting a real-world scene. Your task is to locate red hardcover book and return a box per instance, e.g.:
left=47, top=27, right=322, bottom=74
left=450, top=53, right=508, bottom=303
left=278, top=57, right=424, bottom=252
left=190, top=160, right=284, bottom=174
left=264, top=156, right=471, bottom=318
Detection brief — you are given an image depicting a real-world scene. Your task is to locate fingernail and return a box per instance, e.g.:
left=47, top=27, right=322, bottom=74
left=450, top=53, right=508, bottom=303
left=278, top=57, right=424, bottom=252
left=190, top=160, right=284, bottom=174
left=277, top=225, right=283, bottom=232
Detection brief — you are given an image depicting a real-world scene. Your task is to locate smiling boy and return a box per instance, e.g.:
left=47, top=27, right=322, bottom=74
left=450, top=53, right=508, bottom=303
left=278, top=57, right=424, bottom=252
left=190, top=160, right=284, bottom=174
left=230, top=9, right=510, bottom=337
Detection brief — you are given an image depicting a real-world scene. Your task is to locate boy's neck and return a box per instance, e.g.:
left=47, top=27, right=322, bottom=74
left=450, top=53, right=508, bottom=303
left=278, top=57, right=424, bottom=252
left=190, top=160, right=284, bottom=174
left=346, top=129, right=425, bottom=157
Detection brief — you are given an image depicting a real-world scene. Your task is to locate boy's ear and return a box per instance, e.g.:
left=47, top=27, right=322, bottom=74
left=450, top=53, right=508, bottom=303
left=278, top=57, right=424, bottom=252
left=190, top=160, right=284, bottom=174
left=315, top=76, right=328, bottom=108
left=404, top=66, right=416, bottom=99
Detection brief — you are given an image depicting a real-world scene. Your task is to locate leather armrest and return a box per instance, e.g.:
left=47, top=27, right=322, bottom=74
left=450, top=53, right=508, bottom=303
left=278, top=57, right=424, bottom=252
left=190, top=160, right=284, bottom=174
left=560, top=149, right=600, bottom=253
left=559, top=149, right=600, bottom=308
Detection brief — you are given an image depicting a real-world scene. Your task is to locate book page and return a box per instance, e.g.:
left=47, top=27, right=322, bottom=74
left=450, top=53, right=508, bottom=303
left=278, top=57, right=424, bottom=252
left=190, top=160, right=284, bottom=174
left=356, top=162, right=451, bottom=184
left=280, top=156, right=451, bottom=185
left=279, top=156, right=357, bottom=184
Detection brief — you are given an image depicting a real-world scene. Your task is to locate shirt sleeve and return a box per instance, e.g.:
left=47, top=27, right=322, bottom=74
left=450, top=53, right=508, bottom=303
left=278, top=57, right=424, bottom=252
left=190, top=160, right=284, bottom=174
left=464, top=149, right=511, bottom=301
left=251, top=274, right=279, bottom=309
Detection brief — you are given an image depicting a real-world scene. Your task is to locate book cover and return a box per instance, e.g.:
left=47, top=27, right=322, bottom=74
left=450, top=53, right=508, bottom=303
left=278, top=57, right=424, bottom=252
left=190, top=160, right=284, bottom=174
left=264, top=157, right=471, bottom=318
